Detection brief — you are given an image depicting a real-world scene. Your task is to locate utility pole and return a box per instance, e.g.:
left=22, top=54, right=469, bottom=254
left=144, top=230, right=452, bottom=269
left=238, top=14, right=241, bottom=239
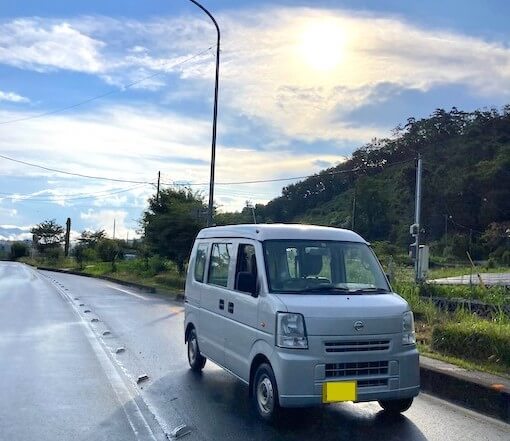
left=444, top=214, right=448, bottom=248
left=64, top=217, right=71, bottom=257
left=351, top=190, right=356, bottom=230
left=113, top=218, right=116, bottom=240
left=156, top=171, right=161, bottom=204
left=188, top=0, right=220, bottom=227
left=246, top=201, right=256, bottom=224
left=414, top=154, right=423, bottom=283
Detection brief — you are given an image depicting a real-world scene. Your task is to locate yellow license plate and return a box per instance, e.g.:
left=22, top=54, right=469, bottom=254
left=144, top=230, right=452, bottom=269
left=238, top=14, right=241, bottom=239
left=322, top=381, right=357, bottom=403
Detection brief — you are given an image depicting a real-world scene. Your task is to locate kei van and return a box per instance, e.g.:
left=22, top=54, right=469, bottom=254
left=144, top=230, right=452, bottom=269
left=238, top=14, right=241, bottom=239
left=184, top=224, right=420, bottom=422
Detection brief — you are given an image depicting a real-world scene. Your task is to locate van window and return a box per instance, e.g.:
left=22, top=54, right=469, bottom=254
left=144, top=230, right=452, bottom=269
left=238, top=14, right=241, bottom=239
left=235, top=244, right=257, bottom=293
left=208, top=243, right=232, bottom=287
left=264, top=240, right=389, bottom=293
left=194, top=243, right=208, bottom=283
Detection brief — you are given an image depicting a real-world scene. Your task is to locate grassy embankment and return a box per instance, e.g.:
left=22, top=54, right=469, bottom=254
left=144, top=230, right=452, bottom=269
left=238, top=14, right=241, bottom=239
left=391, top=265, right=509, bottom=377
left=21, top=256, right=186, bottom=293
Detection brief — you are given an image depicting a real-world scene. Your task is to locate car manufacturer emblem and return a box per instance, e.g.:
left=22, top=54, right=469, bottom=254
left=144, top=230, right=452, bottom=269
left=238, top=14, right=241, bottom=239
left=353, top=320, right=364, bottom=331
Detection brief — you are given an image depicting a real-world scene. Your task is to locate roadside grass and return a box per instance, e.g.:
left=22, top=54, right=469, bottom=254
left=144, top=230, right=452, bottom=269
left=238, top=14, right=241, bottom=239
left=417, top=344, right=510, bottom=379
left=427, top=265, right=509, bottom=280
left=20, top=256, right=186, bottom=293
left=420, top=283, right=509, bottom=306
left=393, top=277, right=510, bottom=376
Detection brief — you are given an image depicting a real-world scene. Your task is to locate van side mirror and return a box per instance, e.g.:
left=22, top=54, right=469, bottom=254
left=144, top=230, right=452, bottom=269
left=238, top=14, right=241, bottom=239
left=236, top=272, right=257, bottom=296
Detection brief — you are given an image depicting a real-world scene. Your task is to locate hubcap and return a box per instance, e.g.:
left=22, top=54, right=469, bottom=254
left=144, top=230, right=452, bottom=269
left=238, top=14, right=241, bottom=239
left=257, top=376, right=274, bottom=415
left=188, top=336, right=197, bottom=364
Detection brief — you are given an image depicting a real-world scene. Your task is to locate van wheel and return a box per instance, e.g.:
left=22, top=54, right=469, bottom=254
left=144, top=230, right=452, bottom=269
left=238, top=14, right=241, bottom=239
left=187, top=328, right=206, bottom=372
left=252, top=363, right=280, bottom=423
left=378, top=398, right=413, bottom=415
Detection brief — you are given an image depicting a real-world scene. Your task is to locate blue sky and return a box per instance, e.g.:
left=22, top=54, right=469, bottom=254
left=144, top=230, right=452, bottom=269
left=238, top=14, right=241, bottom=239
left=1, top=1, right=510, bottom=240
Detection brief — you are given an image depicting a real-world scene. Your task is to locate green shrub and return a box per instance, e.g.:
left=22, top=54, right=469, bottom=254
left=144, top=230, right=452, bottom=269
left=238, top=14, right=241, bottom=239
left=148, top=255, right=166, bottom=275
left=420, top=283, right=508, bottom=307
left=392, top=281, right=438, bottom=324
left=432, top=321, right=510, bottom=368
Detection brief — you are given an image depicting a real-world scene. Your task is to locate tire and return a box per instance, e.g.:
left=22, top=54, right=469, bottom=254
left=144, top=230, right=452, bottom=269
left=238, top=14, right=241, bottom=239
left=187, top=328, right=206, bottom=372
left=252, top=363, right=281, bottom=423
left=378, top=398, right=414, bottom=415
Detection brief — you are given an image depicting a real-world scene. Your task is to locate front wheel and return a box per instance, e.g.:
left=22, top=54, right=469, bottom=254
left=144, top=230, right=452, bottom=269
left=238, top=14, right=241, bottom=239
left=378, top=398, right=414, bottom=415
left=187, top=328, right=206, bottom=372
left=252, top=363, right=281, bottom=423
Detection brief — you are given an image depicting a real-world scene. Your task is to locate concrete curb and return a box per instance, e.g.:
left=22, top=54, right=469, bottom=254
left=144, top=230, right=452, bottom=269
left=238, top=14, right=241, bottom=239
left=36, top=266, right=185, bottom=301
left=420, top=356, right=509, bottom=423
left=31, top=265, right=510, bottom=423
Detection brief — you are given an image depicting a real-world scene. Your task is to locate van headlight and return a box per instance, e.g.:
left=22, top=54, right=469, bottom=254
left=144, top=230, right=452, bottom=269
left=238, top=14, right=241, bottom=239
left=402, top=311, right=416, bottom=345
left=276, top=313, right=308, bottom=349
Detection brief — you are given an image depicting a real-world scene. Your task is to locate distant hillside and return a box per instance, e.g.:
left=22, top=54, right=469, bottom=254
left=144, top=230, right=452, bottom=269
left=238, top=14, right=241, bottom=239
left=216, top=107, right=510, bottom=260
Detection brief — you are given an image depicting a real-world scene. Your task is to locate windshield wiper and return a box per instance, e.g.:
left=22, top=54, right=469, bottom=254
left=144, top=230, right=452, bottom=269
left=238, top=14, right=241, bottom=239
left=348, top=287, right=390, bottom=294
left=304, top=286, right=352, bottom=294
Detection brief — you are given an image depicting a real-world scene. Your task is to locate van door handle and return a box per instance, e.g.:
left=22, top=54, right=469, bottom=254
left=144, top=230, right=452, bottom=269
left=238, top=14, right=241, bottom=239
left=219, top=299, right=224, bottom=310
left=228, top=302, right=234, bottom=314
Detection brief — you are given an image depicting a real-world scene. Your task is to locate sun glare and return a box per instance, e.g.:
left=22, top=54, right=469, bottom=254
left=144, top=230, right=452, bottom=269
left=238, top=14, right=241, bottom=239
left=298, top=21, right=346, bottom=72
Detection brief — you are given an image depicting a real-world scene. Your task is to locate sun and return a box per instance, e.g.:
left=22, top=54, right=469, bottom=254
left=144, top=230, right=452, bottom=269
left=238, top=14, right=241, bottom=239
left=298, top=21, right=347, bottom=72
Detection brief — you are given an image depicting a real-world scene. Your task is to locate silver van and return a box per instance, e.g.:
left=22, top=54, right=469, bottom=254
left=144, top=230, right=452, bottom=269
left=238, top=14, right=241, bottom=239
left=184, top=224, right=419, bottom=422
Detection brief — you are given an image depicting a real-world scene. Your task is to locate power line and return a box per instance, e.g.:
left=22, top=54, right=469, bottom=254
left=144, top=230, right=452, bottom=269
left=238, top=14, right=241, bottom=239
left=0, top=184, right=147, bottom=202
left=162, top=157, right=415, bottom=186
left=0, top=153, right=154, bottom=184
left=0, top=184, right=145, bottom=199
left=0, top=46, right=214, bottom=126
left=1, top=153, right=415, bottom=191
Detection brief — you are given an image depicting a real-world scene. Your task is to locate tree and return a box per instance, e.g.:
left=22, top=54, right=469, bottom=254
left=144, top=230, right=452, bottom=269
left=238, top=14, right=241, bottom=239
left=77, top=229, right=106, bottom=247
left=141, top=188, right=206, bottom=272
left=96, top=239, right=121, bottom=271
left=10, top=242, right=29, bottom=260
left=31, top=219, right=64, bottom=253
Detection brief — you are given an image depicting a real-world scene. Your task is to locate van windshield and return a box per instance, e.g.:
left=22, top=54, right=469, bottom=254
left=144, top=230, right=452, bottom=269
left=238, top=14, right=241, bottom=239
left=263, top=240, right=390, bottom=294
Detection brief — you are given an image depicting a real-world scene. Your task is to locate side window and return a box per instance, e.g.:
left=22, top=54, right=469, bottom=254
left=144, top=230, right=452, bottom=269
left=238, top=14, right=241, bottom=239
left=208, top=243, right=232, bottom=287
left=194, top=243, right=208, bottom=283
left=235, top=244, right=257, bottom=293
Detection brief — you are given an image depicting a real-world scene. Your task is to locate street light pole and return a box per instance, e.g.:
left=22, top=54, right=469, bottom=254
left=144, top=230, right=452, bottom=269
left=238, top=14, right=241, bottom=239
left=188, top=0, right=220, bottom=227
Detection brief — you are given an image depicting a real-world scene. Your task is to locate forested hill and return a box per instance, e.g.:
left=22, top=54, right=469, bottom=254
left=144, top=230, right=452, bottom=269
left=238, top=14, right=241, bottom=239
left=216, top=107, right=510, bottom=259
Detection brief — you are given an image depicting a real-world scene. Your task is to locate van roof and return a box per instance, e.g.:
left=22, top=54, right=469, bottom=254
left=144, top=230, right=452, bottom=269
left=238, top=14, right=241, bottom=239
left=196, top=224, right=367, bottom=243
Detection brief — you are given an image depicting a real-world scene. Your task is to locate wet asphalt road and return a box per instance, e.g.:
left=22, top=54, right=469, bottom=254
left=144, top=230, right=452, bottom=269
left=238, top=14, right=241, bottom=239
left=0, top=262, right=508, bottom=441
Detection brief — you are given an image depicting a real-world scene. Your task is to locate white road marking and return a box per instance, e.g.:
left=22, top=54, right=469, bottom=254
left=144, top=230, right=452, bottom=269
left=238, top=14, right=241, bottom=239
left=107, top=284, right=151, bottom=301
left=34, top=269, right=164, bottom=441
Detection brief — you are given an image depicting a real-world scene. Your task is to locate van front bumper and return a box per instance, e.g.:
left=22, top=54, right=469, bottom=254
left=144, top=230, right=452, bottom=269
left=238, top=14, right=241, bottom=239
left=271, top=334, right=420, bottom=408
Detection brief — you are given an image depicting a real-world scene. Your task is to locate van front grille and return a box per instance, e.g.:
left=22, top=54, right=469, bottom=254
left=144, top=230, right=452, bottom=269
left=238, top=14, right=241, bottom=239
left=325, top=361, right=389, bottom=378
left=324, top=340, right=390, bottom=353
left=358, top=379, right=388, bottom=388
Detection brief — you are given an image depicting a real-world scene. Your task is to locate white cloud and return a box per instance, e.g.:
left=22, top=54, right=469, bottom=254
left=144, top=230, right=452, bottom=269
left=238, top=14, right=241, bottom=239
left=80, top=209, right=138, bottom=239
left=0, top=104, right=344, bottom=212
left=0, top=19, right=104, bottom=73
left=2, top=7, right=510, bottom=213
left=2, top=10, right=510, bottom=142
left=0, top=224, right=31, bottom=241
left=0, top=90, right=29, bottom=103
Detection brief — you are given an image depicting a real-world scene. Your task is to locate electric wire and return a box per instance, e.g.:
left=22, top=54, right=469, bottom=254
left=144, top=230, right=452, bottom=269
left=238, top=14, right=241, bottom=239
left=0, top=46, right=214, bottom=126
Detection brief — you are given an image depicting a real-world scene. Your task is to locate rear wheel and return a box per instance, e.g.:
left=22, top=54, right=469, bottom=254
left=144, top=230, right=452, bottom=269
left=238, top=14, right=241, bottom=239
left=378, top=398, right=413, bottom=415
left=252, top=363, right=281, bottom=423
left=187, top=328, right=206, bottom=372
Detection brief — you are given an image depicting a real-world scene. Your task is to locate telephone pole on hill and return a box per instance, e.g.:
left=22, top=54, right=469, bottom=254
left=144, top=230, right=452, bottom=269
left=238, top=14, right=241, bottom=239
left=156, top=171, right=161, bottom=203
left=413, top=154, right=423, bottom=283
